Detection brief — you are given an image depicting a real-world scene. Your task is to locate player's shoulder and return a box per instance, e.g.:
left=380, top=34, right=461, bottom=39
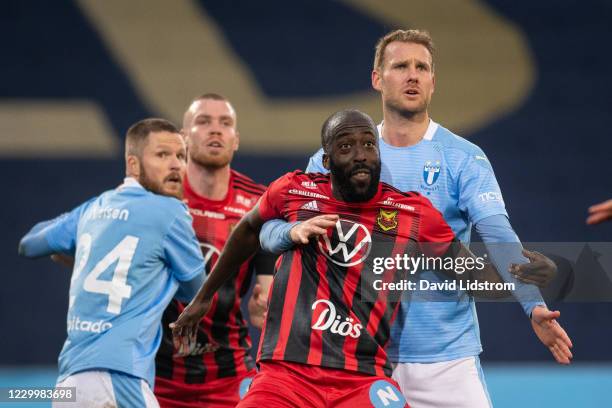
left=276, top=169, right=329, bottom=186
left=379, top=182, right=430, bottom=207
left=231, top=169, right=267, bottom=197
left=433, top=124, right=493, bottom=169
left=434, top=124, right=486, bottom=156
left=132, top=190, right=189, bottom=221
left=379, top=181, right=443, bottom=212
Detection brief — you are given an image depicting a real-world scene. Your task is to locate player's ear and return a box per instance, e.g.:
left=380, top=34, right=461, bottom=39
left=234, top=130, right=240, bottom=151
left=371, top=69, right=382, bottom=92
left=126, top=155, right=140, bottom=179
left=322, top=153, right=330, bottom=170
left=432, top=72, right=436, bottom=95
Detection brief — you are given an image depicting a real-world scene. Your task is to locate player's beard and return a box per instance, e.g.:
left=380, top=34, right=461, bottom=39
left=139, top=163, right=183, bottom=200
left=329, top=158, right=381, bottom=203
left=189, top=144, right=233, bottom=170
left=386, top=93, right=429, bottom=119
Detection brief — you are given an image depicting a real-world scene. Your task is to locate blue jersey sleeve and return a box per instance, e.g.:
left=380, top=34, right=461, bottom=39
left=475, top=214, right=545, bottom=316
left=163, top=207, right=205, bottom=282
left=259, top=219, right=300, bottom=254
left=19, top=198, right=94, bottom=258
left=306, top=148, right=327, bottom=173
left=456, top=149, right=508, bottom=223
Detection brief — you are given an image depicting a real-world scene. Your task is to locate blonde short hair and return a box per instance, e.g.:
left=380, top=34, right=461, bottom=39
left=373, top=29, right=435, bottom=71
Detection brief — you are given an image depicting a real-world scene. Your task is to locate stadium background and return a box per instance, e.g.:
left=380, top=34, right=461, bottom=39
left=2, top=0, right=611, bottom=406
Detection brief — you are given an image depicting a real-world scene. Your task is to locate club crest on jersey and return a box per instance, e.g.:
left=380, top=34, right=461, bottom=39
left=423, top=161, right=441, bottom=186
left=318, top=219, right=371, bottom=267
left=377, top=209, right=398, bottom=231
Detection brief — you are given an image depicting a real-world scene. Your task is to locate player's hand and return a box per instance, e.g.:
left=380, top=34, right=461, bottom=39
left=170, top=299, right=211, bottom=357
left=289, top=214, right=339, bottom=244
left=510, top=250, right=557, bottom=287
left=530, top=306, right=573, bottom=365
left=50, top=253, right=74, bottom=269
left=587, top=199, right=612, bottom=225
left=248, top=283, right=268, bottom=329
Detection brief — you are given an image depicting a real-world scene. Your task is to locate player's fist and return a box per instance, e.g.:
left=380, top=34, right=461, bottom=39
left=289, top=214, right=339, bottom=244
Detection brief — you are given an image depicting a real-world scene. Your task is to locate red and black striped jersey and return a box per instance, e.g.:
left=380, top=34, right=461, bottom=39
left=156, top=170, right=272, bottom=383
left=257, top=170, right=455, bottom=377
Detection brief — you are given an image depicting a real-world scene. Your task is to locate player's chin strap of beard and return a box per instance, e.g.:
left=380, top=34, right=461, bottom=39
left=329, top=158, right=381, bottom=203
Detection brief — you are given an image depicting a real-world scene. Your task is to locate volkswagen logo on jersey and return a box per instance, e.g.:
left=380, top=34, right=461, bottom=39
left=318, top=219, right=372, bottom=267
left=423, top=161, right=441, bottom=186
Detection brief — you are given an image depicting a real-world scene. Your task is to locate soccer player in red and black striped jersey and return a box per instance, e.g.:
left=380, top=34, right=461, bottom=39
left=154, top=94, right=275, bottom=408
left=171, top=109, right=496, bottom=407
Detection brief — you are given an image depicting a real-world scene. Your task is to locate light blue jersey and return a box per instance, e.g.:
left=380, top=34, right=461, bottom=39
left=304, top=120, right=543, bottom=362
left=38, top=179, right=204, bottom=386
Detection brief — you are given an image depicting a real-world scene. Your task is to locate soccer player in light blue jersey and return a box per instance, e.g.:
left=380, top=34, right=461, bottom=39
left=19, top=118, right=205, bottom=408
left=259, top=30, right=572, bottom=408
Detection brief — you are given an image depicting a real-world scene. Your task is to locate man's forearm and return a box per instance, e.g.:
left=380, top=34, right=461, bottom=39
left=192, top=217, right=261, bottom=303
left=475, top=214, right=545, bottom=314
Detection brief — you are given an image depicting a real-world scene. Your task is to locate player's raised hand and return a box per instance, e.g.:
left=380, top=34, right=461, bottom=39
left=510, top=249, right=557, bottom=287
left=248, top=283, right=268, bottom=329
left=289, top=214, right=339, bottom=244
left=587, top=199, right=612, bottom=225
left=530, top=306, right=573, bottom=365
left=170, top=299, right=211, bottom=357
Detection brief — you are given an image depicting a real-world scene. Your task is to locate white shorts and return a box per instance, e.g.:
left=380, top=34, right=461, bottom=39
left=392, top=356, right=492, bottom=408
left=53, top=370, right=159, bottom=408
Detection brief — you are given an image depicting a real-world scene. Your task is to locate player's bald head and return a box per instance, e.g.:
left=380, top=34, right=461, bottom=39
left=321, top=109, right=378, bottom=152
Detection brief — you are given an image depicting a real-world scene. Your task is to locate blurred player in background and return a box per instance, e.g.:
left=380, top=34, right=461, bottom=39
left=154, top=94, right=275, bottom=408
left=260, top=29, right=571, bottom=408
left=587, top=198, right=612, bottom=225
left=18, top=119, right=205, bottom=407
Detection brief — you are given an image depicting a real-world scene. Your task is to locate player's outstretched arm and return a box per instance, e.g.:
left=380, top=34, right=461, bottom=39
left=19, top=218, right=66, bottom=258
left=171, top=203, right=266, bottom=356
left=19, top=198, right=94, bottom=260
left=448, top=243, right=513, bottom=299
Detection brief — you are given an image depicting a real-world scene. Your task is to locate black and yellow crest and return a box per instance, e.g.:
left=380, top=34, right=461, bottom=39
left=377, top=209, right=398, bottom=232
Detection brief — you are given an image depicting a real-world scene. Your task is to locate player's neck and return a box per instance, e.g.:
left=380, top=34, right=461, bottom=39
left=187, top=160, right=231, bottom=201
left=381, top=109, right=430, bottom=147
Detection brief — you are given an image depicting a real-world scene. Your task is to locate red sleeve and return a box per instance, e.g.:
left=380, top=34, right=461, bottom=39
left=257, top=172, right=295, bottom=221
left=416, top=196, right=456, bottom=256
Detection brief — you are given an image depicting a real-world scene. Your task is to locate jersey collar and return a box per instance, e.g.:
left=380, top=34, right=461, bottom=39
left=377, top=119, right=439, bottom=142
left=119, top=177, right=144, bottom=190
